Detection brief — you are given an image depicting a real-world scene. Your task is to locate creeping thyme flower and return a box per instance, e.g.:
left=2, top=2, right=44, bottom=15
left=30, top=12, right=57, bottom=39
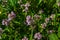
left=34, top=14, right=41, bottom=20
left=26, top=15, right=34, bottom=25
left=23, top=7, right=29, bottom=12
left=8, top=11, right=16, bottom=21
left=38, top=9, right=44, bottom=14
left=21, top=2, right=30, bottom=12
left=34, top=32, right=42, bottom=40
left=2, top=19, right=9, bottom=26
left=41, top=23, right=47, bottom=29
left=49, top=14, right=55, bottom=20
left=24, top=2, right=30, bottom=7
left=26, top=15, right=31, bottom=20
left=22, top=36, right=28, bottom=40
left=45, top=18, right=50, bottom=23
left=47, top=30, right=55, bottom=34
left=0, top=28, right=3, bottom=35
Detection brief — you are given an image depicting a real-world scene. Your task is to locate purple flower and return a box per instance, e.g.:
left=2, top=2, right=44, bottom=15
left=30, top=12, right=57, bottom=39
left=8, top=11, right=16, bottom=21
left=21, top=2, right=30, bottom=12
left=47, top=30, right=55, bottom=34
left=38, top=9, right=44, bottom=14
left=0, top=28, right=3, bottom=35
left=26, top=15, right=34, bottom=25
left=24, top=2, right=30, bottom=7
left=50, top=14, right=55, bottom=20
left=45, top=18, right=50, bottom=23
left=34, top=14, right=41, bottom=20
left=21, top=2, right=30, bottom=7
left=22, top=36, right=28, bottom=40
left=23, top=7, right=28, bottom=13
left=26, top=15, right=31, bottom=20
left=41, top=23, right=47, bottom=29
left=34, top=32, right=42, bottom=40
left=2, top=19, right=9, bottom=26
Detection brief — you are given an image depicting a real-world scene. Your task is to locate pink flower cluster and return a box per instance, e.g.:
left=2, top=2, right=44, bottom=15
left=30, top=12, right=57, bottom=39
left=26, top=15, right=34, bottom=25
left=2, top=11, right=16, bottom=26
left=22, top=32, right=42, bottom=40
left=21, top=2, right=30, bottom=13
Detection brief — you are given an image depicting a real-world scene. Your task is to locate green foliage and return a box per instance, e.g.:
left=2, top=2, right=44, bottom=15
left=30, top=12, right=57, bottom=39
left=49, top=33, right=59, bottom=40
left=0, top=0, right=60, bottom=40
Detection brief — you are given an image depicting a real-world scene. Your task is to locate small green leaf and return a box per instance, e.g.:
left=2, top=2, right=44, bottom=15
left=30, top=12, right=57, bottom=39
left=38, top=0, right=42, bottom=4
left=49, top=33, right=59, bottom=40
left=58, top=26, right=60, bottom=32
left=57, top=14, right=60, bottom=17
left=2, top=33, right=7, bottom=39
left=57, top=32, right=60, bottom=38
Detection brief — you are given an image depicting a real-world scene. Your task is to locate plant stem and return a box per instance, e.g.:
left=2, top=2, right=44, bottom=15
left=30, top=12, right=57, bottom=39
left=30, top=27, right=33, bottom=40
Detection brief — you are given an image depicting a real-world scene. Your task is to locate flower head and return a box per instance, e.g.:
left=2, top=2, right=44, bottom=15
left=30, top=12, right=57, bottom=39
left=41, top=23, right=47, bottom=29
left=34, top=32, right=42, bottom=40
left=21, top=2, right=30, bottom=12
left=26, top=15, right=31, bottom=20
left=24, top=2, right=30, bottom=7
left=49, top=14, right=55, bottom=20
left=45, top=18, right=50, bottom=23
left=2, top=19, right=9, bottom=26
left=38, top=9, right=44, bottom=14
left=23, top=7, right=29, bottom=12
left=47, top=30, right=55, bottom=34
left=8, top=11, right=16, bottom=21
left=22, top=36, right=28, bottom=40
left=26, top=15, right=34, bottom=25
left=34, top=14, right=41, bottom=20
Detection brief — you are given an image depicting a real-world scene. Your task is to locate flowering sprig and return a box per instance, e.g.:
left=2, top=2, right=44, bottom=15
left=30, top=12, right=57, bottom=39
left=26, top=15, right=34, bottom=26
left=22, top=36, right=28, bottom=40
left=2, top=11, right=16, bottom=26
left=21, top=2, right=30, bottom=13
left=34, top=32, right=42, bottom=40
